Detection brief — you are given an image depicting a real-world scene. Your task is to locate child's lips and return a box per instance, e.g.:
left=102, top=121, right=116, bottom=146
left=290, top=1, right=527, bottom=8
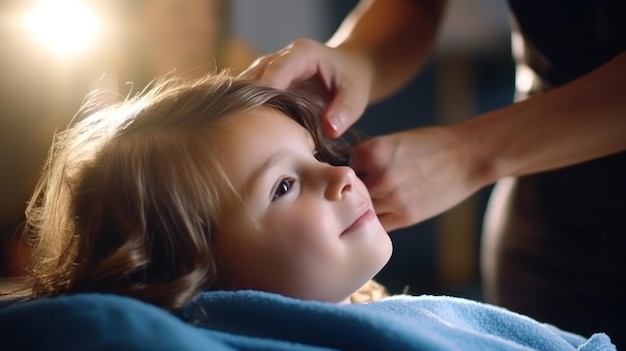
left=341, top=207, right=375, bottom=236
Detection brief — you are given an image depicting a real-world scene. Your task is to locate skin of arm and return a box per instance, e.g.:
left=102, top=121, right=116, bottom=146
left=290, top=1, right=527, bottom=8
left=351, top=52, right=626, bottom=230
left=465, top=52, right=626, bottom=184
left=241, top=0, right=446, bottom=137
left=327, top=0, right=446, bottom=103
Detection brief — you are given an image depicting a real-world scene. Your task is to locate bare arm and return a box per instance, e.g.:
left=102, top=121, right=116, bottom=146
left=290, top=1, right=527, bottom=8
left=464, top=52, right=626, bottom=187
left=351, top=51, right=626, bottom=230
left=327, top=0, right=446, bottom=103
left=241, top=0, right=446, bottom=136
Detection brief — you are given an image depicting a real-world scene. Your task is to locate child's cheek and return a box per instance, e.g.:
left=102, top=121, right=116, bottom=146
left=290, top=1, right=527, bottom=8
left=266, top=202, right=334, bottom=241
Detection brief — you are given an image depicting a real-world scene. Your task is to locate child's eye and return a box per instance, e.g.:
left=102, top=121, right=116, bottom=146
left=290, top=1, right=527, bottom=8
left=272, top=178, right=294, bottom=201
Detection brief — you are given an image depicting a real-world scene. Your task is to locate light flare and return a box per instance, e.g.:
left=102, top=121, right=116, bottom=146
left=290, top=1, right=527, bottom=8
left=22, top=0, right=102, bottom=57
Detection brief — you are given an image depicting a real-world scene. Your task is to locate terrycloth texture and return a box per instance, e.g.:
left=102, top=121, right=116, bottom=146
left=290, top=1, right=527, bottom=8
left=0, top=291, right=616, bottom=351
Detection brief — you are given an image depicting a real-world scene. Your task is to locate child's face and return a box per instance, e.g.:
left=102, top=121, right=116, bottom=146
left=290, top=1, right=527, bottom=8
left=213, top=108, right=392, bottom=303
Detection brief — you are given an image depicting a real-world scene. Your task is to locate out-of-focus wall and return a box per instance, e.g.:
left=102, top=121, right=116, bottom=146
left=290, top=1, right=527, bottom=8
left=230, top=0, right=332, bottom=54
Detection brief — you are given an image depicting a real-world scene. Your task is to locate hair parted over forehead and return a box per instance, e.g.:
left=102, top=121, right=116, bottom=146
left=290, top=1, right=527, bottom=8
left=25, top=74, right=351, bottom=309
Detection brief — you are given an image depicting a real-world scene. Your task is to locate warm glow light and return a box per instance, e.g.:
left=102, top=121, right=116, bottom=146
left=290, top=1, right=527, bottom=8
left=23, top=0, right=102, bottom=57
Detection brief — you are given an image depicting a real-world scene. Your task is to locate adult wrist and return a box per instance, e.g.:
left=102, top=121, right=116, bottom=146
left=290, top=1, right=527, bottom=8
left=450, top=120, right=499, bottom=191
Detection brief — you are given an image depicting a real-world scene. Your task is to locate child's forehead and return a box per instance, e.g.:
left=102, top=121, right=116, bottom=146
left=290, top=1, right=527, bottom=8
left=212, top=107, right=316, bottom=199
left=220, top=107, right=314, bottom=144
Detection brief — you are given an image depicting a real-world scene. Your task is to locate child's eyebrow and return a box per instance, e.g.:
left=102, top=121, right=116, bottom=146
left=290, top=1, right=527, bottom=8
left=244, top=148, right=290, bottom=196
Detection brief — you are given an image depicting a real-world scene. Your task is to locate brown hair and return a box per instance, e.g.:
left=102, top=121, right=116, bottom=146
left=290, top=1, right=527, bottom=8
left=25, top=75, right=354, bottom=309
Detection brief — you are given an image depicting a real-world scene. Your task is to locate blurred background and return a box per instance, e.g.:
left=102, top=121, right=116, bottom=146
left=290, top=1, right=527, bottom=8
left=0, top=0, right=514, bottom=300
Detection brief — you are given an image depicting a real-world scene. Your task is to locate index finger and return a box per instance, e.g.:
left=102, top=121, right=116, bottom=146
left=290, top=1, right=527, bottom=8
left=238, top=55, right=270, bottom=80
left=253, top=39, right=328, bottom=89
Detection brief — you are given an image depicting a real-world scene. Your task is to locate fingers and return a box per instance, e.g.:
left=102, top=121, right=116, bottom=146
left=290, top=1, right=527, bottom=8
left=240, top=38, right=371, bottom=138
left=351, top=143, right=400, bottom=218
left=374, top=191, right=426, bottom=232
left=366, top=179, right=409, bottom=220
left=324, top=83, right=369, bottom=137
left=238, top=56, right=268, bottom=80
left=350, top=135, right=423, bottom=231
left=239, top=39, right=322, bottom=89
left=350, top=138, right=383, bottom=182
left=238, top=54, right=298, bottom=89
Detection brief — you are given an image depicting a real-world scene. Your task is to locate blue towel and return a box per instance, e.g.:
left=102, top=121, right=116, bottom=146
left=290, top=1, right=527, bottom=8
left=0, top=290, right=616, bottom=350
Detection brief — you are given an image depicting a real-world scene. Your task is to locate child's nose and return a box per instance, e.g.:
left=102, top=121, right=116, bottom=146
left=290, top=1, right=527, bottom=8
left=324, top=166, right=355, bottom=201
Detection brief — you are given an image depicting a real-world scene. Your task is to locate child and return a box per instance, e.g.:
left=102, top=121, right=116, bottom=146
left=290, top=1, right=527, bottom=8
left=24, top=74, right=392, bottom=308
left=9, top=75, right=614, bottom=350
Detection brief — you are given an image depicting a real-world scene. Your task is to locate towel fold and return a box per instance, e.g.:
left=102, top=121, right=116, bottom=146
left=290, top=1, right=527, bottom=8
left=0, top=290, right=616, bottom=350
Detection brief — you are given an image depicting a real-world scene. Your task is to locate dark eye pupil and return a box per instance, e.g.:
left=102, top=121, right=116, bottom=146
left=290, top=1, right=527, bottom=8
left=273, top=179, right=291, bottom=200
left=278, top=180, right=289, bottom=194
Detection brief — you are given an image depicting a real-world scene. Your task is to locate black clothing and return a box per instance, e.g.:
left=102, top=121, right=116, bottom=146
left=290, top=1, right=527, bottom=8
left=483, top=1, right=626, bottom=347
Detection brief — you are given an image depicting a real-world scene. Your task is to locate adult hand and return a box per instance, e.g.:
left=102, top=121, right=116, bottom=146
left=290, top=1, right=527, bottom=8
left=350, top=125, right=485, bottom=231
left=239, top=39, right=373, bottom=138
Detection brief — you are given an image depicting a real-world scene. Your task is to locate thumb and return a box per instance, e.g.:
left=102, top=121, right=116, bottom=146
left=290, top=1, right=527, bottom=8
left=323, top=87, right=368, bottom=138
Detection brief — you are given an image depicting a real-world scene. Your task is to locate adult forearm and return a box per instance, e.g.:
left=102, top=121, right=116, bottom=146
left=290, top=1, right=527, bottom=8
left=461, top=52, right=626, bottom=187
left=327, top=0, right=446, bottom=103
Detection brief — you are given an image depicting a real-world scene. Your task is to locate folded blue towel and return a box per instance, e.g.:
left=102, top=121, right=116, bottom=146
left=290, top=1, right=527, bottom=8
left=0, top=290, right=616, bottom=350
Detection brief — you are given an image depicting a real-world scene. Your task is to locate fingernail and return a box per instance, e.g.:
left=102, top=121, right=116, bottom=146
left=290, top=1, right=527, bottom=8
left=323, top=118, right=338, bottom=137
left=329, top=120, right=339, bottom=133
left=331, top=112, right=345, bottom=133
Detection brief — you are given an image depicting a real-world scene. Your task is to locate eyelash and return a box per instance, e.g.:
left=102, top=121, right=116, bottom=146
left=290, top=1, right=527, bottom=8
left=272, top=177, right=295, bottom=201
left=271, top=150, right=324, bottom=202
